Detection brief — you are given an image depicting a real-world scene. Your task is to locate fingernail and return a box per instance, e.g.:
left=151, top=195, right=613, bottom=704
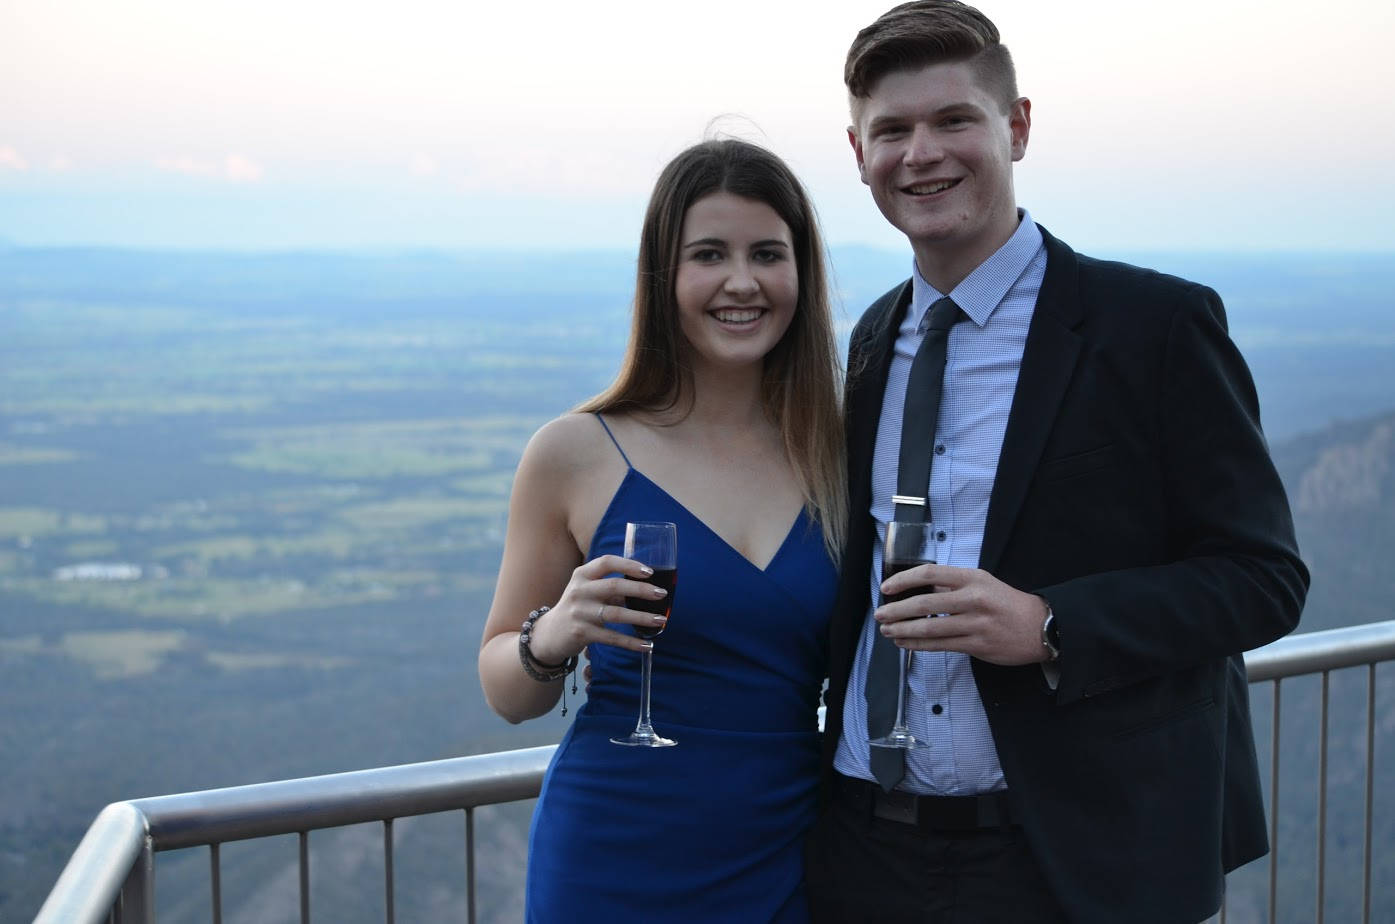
left=652, top=586, right=667, bottom=597
left=652, top=615, right=667, bottom=625
left=640, top=640, right=654, bottom=651
left=640, top=565, right=654, bottom=576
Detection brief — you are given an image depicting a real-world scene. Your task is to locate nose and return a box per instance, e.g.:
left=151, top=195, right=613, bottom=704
left=903, top=124, right=943, bottom=167
left=723, top=259, right=759, bottom=297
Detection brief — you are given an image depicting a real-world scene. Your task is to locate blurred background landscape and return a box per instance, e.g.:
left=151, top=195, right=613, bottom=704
left=1, top=245, right=1392, bottom=921
left=3, top=0, right=1393, bottom=918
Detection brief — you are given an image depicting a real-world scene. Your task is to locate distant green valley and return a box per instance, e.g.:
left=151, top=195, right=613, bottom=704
left=2, top=246, right=1393, bottom=922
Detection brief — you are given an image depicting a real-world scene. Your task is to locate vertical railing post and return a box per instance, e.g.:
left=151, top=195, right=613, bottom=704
left=299, top=831, right=311, bottom=924
left=1317, top=671, right=1329, bottom=924
left=1268, top=678, right=1281, bottom=924
left=210, top=842, right=223, bottom=924
left=383, top=818, right=395, bottom=924
left=466, top=806, right=476, bottom=924
left=1362, top=663, right=1375, bottom=924
left=117, top=836, right=155, bottom=923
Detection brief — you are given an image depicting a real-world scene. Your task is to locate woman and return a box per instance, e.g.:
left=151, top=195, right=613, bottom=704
left=478, top=138, right=845, bottom=922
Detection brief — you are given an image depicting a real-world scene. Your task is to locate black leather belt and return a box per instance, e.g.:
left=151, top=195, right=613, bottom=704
left=834, top=773, right=1016, bottom=831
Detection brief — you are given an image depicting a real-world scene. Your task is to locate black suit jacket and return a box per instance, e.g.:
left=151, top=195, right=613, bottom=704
left=822, top=227, right=1309, bottom=923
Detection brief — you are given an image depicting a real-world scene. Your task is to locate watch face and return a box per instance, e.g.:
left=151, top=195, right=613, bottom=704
left=1042, top=609, right=1060, bottom=660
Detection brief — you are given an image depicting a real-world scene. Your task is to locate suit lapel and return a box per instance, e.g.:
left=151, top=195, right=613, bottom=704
left=846, top=281, right=911, bottom=510
left=831, top=281, right=912, bottom=675
left=979, top=229, right=1085, bottom=574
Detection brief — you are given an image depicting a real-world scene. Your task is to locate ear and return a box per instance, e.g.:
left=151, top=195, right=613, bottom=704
left=847, top=126, right=868, bottom=185
left=1009, top=97, right=1032, bottom=163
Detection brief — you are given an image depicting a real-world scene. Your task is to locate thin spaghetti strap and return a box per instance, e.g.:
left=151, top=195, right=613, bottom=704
left=593, top=413, right=634, bottom=469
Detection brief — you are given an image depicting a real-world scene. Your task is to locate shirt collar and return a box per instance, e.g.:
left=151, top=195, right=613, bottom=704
left=910, top=209, right=1043, bottom=329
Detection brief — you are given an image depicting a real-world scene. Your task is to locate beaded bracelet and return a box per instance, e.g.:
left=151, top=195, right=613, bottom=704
left=519, top=605, right=579, bottom=682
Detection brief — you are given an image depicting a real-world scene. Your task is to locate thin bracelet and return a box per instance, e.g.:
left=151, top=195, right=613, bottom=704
left=519, top=606, right=579, bottom=682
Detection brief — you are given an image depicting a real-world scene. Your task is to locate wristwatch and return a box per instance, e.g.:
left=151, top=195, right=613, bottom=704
left=1040, top=601, right=1061, bottom=662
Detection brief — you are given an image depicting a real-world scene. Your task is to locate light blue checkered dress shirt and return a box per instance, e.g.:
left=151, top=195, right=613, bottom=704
left=833, top=212, right=1047, bottom=795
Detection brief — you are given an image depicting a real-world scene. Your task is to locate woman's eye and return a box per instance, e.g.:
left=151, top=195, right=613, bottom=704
left=691, top=248, right=722, bottom=263
left=753, top=249, right=786, bottom=264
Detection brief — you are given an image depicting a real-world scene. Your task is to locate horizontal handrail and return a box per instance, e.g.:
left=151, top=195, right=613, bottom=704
left=34, top=621, right=1395, bottom=924
left=34, top=802, right=148, bottom=924
left=33, top=746, right=556, bottom=923
left=130, top=744, right=556, bottom=851
left=1244, top=620, right=1395, bottom=682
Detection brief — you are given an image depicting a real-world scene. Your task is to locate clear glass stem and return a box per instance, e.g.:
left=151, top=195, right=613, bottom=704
left=635, top=646, right=656, bottom=736
left=891, top=649, right=912, bottom=733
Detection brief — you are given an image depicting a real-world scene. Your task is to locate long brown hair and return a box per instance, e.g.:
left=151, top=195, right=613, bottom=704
left=577, top=139, right=846, bottom=564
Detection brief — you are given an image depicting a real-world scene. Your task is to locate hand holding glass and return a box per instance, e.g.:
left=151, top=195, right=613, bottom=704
left=611, top=521, right=678, bottom=748
left=869, top=519, right=934, bottom=751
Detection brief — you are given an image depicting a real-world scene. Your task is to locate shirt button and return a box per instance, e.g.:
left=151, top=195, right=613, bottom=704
left=936, top=531, right=947, bottom=542
left=931, top=704, right=944, bottom=715
left=935, top=444, right=946, bottom=455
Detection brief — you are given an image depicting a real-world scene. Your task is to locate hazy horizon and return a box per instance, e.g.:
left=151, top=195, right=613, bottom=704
left=4, top=0, right=1393, bottom=253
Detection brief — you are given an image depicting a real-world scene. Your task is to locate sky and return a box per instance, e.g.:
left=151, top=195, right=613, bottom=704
left=2, top=0, right=1393, bottom=253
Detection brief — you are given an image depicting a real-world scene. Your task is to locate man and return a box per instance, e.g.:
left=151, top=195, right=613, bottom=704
left=806, top=3, right=1309, bottom=922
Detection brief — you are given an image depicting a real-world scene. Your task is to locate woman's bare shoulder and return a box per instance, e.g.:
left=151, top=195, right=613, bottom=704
left=515, top=412, right=625, bottom=493
left=517, top=412, right=629, bottom=553
left=524, top=412, right=610, bottom=466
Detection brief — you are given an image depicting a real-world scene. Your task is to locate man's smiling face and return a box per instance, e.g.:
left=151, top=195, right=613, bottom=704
left=849, top=59, right=1030, bottom=287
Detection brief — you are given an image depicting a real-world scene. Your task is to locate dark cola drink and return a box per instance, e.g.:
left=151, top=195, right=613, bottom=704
left=627, top=567, right=677, bottom=639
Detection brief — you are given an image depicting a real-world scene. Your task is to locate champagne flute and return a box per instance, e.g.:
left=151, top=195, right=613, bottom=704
left=869, top=519, right=934, bottom=750
left=611, top=521, right=678, bottom=748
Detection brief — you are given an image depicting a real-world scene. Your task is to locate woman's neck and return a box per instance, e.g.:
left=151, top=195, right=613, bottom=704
left=674, top=361, right=769, bottom=433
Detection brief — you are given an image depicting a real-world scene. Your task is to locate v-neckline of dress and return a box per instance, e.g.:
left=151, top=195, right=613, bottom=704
left=623, top=468, right=807, bottom=575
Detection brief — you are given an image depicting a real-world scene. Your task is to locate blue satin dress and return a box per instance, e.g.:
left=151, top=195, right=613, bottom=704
left=524, top=419, right=835, bottom=922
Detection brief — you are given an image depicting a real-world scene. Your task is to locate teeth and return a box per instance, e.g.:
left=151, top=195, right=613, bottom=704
left=713, top=308, right=762, bottom=323
left=908, top=180, right=955, bottom=195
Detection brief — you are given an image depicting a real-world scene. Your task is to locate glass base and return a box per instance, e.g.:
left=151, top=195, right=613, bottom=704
left=611, top=729, right=677, bottom=748
left=869, top=729, right=926, bottom=750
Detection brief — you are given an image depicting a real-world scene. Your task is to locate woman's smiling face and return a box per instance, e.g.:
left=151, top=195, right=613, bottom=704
left=673, top=191, right=798, bottom=373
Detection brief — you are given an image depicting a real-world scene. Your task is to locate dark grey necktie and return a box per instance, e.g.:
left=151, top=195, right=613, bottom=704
left=866, top=296, right=962, bottom=791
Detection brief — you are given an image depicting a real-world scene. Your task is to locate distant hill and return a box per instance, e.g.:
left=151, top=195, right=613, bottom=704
left=2, top=246, right=1392, bottom=921
left=1273, top=408, right=1395, bottom=632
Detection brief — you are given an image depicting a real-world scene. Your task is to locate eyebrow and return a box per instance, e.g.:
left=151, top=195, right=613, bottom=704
left=682, top=238, right=790, bottom=250
left=866, top=102, right=983, bottom=131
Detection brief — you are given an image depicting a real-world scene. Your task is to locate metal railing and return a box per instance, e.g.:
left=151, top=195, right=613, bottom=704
left=35, top=620, right=1395, bottom=924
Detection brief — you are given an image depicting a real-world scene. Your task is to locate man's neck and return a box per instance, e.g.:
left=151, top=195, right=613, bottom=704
left=911, top=212, right=1023, bottom=294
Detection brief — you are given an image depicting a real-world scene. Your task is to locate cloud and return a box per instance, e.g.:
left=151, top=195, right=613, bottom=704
left=223, top=154, right=263, bottom=182
left=0, top=146, right=29, bottom=170
left=49, top=155, right=73, bottom=171
left=155, top=156, right=217, bottom=177
left=154, top=154, right=264, bottom=183
left=408, top=154, right=438, bottom=176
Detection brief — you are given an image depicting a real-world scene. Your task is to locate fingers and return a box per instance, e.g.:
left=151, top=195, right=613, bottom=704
left=541, top=558, right=670, bottom=657
left=591, top=597, right=668, bottom=634
left=581, top=554, right=654, bottom=580
left=880, top=562, right=968, bottom=598
left=599, top=575, right=670, bottom=613
left=589, top=625, right=657, bottom=653
left=873, top=574, right=1052, bottom=666
left=876, top=584, right=961, bottom=623
left=880, top=612, right=974, bottom=641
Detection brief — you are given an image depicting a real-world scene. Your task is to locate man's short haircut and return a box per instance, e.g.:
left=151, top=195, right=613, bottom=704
left=845, top=1, right=1018, bottom=113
